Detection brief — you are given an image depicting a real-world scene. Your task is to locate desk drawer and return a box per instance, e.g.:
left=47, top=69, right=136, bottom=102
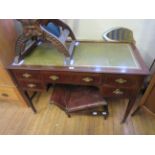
left=13, top=70, right=41, bottom=81
left=44, top=72, right=101, bottom=85
left=18, top=81, right=44, bottom=91
left=104, top=74, right=139, bottom=87
left=101, top=85, right=134, bottom=97
left=74, top=74, right=101, bottom=85
left=44, top=72, right=72, bottom=84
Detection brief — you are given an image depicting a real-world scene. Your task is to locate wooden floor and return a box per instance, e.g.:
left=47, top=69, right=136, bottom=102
left=0, top=89, right=155, bottom=135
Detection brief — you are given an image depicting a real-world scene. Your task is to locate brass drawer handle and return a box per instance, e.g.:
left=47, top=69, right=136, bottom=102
left=113, top=89, right=124, bottom=95
left=27, top=84, right=36, bottom=88
left=115, top=78, right=127, bottom=84
left=49, top=75, right=59, bottom=81
left=22, top=73, right=31, bottom=78
left=82, top=77, right=93, bottom=82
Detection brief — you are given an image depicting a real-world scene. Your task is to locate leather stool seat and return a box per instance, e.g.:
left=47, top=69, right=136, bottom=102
left=50, top=85, right=109, bottom=119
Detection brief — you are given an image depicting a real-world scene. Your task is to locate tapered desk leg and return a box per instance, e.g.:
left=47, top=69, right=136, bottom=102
left=121, top=97, right=136, bottom=123
left=131, top=106, right=141, bottom=116
left=24, top=91, right=37, bottom=113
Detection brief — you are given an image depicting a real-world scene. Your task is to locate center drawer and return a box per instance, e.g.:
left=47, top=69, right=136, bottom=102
left=44, top=72, right=102, bottom=86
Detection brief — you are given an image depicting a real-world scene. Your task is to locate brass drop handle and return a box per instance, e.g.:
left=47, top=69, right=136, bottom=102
left=1, top=93, right=9, bottom=97
left=49, top=75, right=59, bottom=81
left=113, top=89, right=124, bottom=95
left=22, top=73, right=31, bottom=78
left=27, top=83, right=36, bottom=88
left=115, top=78, right=127, bottom=84
left=82, top=77, right=93, bottom=82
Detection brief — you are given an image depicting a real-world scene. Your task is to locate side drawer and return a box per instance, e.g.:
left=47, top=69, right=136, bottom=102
left=0, top=86, right=19, bottom=101
left=101, top=85, right=134, bottom=97
left=104, top=74, right=140, bottom=87
left=17, top=80, right=45, bottom=91
left=44, top=72, right=101, bottom=86
left=12, top=70, right=41, bottom=81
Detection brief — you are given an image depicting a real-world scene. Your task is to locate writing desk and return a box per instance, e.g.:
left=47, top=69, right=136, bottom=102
left=8, top=41, right=149, bottom=123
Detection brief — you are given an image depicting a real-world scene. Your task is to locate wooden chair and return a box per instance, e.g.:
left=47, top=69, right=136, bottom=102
left=102, top=27, right=135, bottom=44
left=14, top=19, right=77, bottom=63
left=40, top=19, right=77, bottom=58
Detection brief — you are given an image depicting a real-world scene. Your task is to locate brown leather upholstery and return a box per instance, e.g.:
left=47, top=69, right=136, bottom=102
left=50, top=85, right=108, bottom=115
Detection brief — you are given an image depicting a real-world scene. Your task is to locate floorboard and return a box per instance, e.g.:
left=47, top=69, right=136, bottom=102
left=0, top=89, right=155, bottom=135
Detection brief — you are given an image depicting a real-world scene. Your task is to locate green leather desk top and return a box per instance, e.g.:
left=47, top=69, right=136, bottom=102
left=23, top=42, right=140, bottom=69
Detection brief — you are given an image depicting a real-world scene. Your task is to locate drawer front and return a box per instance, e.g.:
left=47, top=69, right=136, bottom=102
left=17, top=81, right=44, bottom=91
left=101, top=85, right=134, bottom=97
left=74, top=74, right=101, bottom=85
left=44, top=72, right=101, bottom=85
left=104, top=74, right=140, bottom=87
left=13, top=70, right=41, bottom=81
left=0, top=68, right=15, bottom=86
left=0, top=86, right=19, bottom=101
left=44, top=72, right=72, bottom=84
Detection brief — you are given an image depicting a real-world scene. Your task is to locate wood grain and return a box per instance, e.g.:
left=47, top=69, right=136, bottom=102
left=0, top=89, right=155, bottom=135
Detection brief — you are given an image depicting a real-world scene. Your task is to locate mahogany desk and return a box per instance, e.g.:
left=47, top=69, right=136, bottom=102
left=8, top=41, right=149, bottom=123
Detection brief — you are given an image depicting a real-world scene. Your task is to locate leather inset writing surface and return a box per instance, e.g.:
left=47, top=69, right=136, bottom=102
left=23, top=42, right=140, bottom=69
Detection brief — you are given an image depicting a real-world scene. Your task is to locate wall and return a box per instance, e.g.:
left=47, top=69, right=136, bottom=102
left=65, top=19, right=155, bottom=68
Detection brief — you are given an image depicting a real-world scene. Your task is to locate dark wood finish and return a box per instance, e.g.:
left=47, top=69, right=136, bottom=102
left=15, top=19, right=77, bottom=63
left=24, top=91, right=37, bottom=113
left=122, top=97, right=136, bottom=123
left=7, top=41, right=149, bottom=123
left=101, top=85, right=134, bottom=97
left=104, top=74, right=142, bottom=87
left=17, top=80, right=44, bottom=91
left=12, top=69, right=41, bottom=81
left=38, top=19, right=76, bottom=40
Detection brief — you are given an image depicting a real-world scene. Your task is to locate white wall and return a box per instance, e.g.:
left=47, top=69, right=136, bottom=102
left=65, top=19, right=155, bottom=68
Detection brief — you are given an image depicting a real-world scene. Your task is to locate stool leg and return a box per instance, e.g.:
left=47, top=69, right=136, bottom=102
left=102, top=105, right=109, bottom=120
left=65, top=111, right=71, bottom=118
left=67, top=113, right=71, bottom=118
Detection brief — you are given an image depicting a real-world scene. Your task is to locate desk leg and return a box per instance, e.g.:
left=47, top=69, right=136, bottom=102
left=24, top=91, right=37, bottom=113
left=131, top=106, right=141, bottom=116
left=121, top=97, right=136, bottom=123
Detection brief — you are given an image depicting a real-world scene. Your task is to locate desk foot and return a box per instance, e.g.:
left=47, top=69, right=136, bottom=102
left=131, top=106, right=141, bottom=116
left=121, top=97, right=136, bottom=123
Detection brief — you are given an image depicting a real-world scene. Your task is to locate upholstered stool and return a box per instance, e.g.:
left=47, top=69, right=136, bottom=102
left=50, top=85, right=109, bottom=119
